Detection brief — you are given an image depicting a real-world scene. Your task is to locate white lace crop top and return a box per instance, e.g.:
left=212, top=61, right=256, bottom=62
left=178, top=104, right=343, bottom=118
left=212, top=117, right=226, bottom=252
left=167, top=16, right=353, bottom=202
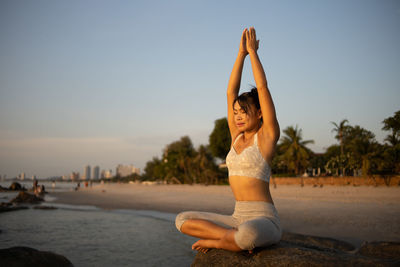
left=226, top=132, right=271, bottom=182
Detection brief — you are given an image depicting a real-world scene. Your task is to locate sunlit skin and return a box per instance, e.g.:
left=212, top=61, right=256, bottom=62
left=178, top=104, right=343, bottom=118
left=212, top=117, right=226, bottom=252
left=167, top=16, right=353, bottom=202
left=181, top=27, right=280, bottom=253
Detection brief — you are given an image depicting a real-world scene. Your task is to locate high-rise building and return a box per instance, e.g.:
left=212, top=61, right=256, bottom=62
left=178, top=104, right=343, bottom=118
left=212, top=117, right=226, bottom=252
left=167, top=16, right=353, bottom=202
left=93, top=166, right=100, bottom=180
left=70, top=172, right=80, bottom=181
left=84, top=165, right=91, bottom=180
left=101, top=169, right=113, bottom=179
left=20, top=172, right=25, bottom=180
left=116, top=164, right=140, bottom=177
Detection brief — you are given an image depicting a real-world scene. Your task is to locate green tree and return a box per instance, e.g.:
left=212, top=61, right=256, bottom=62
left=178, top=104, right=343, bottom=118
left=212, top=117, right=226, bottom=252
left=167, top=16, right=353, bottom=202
left=143, top=157, right=165, bottom=181
left=192, top=145, right=222, bottom=184
left=209, top=117, right=231, bottom=160
left=163, top=136, right=196, bottom=184
left=343, top=125, right=378, bottom=176
left=324, top=144, right=341, bottom=161
left=382, top=110, right=400, bottom=146
left=381, top=110, right=400, bottom=174
left=279, top=125, right=314, bottom=175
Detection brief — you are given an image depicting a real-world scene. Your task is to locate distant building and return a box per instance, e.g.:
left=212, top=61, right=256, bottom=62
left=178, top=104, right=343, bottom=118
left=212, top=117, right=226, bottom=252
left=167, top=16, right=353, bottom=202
left=101, top=169, right=113, bottom=179
left=70, top=172, right=80, bottom=181
left=32, top=175, right=37, bottom=180
left=20, top=172, right=25, bottom=180
left=84, top=165, right=91, bottom=180
left=93, top=166, right=100, bottom=180
left=116, top=164, right=140, bottom=177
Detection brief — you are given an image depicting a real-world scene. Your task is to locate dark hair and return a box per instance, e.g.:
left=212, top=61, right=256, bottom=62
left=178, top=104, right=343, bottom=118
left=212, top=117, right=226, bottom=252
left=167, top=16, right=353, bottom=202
left=233, top=87, right=261, bottom=117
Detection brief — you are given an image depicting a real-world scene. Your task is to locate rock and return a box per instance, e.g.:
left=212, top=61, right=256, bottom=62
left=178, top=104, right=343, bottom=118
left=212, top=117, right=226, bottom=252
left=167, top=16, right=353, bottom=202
left=9, top=182, right=25, bottom=191
left=357, top=241, right=400, bottom=260
left=33, top=205, right=58, bottom=210
left=0, top=185, right=9, bottom=192
left=11, top=191, right=44, bottom=204
left=0, top=246, right=73, bottom=267
left=281, top=232, right=355, bottom=252
left=0, top=202, right=29, bottom=213
left=191, top=233, right=400, bottom=267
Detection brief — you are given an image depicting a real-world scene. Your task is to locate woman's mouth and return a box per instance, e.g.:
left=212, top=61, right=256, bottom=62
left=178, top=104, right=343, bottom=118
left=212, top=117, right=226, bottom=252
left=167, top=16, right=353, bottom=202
left=236, top=123, right=245, bottom=128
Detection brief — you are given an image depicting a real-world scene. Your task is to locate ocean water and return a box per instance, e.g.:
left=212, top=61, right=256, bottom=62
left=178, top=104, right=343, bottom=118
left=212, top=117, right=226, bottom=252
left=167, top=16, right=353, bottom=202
left=0, top=182, right=198, bottom=267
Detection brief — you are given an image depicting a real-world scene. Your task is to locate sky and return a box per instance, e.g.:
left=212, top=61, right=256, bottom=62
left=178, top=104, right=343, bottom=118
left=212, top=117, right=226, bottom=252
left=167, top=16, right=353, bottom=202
left=0, top=0, right=399, bottom=178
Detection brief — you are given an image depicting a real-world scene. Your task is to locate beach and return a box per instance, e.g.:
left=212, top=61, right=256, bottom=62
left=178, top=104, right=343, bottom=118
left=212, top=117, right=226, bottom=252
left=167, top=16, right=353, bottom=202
left=49, top=183, right=400, bottom=248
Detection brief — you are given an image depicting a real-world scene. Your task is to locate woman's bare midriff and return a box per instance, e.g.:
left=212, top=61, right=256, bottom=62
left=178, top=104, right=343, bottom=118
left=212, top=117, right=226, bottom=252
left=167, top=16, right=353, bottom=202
left=229, top=176, right=273, bottom=203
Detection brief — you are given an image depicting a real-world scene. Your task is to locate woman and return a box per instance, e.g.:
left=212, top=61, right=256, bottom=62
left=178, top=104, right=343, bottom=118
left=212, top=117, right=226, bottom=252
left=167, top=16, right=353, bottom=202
left=175, top=27, right=281, bottom=253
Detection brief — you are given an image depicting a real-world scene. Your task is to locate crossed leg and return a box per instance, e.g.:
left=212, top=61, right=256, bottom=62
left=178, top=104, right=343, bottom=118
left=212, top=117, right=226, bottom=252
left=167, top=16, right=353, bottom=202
left=181, top=219, right=242, bottom=253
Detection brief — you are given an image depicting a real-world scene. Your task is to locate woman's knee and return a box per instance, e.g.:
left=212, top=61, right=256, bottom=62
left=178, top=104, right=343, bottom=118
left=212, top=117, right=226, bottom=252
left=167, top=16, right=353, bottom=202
left=175, top=211, right=203, bottom=232
left=175, top=211, right=190, bottom=232
left=234, top=219, right=281, bottom=250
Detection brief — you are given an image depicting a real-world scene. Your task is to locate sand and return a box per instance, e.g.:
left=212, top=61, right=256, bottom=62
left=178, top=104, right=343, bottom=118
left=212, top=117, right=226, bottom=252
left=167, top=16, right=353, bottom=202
left=49, top=183, right=400, bottom=247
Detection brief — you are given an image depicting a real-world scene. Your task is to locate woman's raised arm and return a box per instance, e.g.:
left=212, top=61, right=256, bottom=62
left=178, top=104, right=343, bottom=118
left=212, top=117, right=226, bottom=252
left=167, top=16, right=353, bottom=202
left=246, top=27, right=280, bottom=142
left=227, top=29, right=248, bottom=140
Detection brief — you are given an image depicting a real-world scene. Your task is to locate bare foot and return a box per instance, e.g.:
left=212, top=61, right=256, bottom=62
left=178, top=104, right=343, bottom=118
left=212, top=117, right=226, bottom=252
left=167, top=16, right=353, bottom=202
left=192, top=239, right=219, bottom=253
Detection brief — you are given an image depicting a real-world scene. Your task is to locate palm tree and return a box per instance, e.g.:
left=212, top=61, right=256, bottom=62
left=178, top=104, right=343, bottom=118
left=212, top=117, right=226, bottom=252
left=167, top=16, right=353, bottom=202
left=331, top=119, right=349, bottom=176
left=280, top=125, right=314, bottom=176
left=331, top=119, right=349, bottom=155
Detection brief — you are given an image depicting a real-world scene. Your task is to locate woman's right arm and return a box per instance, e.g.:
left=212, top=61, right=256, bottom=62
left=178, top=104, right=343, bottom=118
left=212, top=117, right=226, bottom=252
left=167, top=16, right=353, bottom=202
left=227, top=29, right=248, bottom=141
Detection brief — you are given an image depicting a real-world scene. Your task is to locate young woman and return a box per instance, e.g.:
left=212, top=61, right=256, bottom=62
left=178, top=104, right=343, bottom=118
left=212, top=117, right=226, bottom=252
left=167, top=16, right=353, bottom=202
left=175, top=27, right=281, bottom=253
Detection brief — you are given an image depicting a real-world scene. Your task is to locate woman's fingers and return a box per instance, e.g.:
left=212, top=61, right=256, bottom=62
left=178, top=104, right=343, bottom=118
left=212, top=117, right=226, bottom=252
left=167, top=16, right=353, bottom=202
left=244, top=27, right=259, bottom=51
left=249, top=27, right=256, bottom=40
left=242, top=28, right=247, bottom=44
left=242, top=28, right=247, bottom=37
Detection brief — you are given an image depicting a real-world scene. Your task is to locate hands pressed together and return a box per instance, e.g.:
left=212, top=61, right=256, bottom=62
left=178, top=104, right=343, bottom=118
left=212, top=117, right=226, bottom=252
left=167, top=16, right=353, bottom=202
left=239, top=27, right=259, bottom=55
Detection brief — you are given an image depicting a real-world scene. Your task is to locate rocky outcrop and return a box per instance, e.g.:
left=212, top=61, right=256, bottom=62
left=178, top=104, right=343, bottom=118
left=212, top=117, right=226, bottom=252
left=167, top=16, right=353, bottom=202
left=33, top=205, right=58, bottom=210
left=0, top=182, right=26, bottom=192
left=9, top=182, right=26, bottom=191
left=191, top=232, right=400, bottom=267
left=0, top=246, right=73, bottom=267
left=357, top=241, right=400, bottom=260
left=280, top=232, right=355, bottom=252
left=0, top=192, right=48, bottom=213
left=11, top=191, right=44, bottom=204
left=0, top=202, right=29, bottom=213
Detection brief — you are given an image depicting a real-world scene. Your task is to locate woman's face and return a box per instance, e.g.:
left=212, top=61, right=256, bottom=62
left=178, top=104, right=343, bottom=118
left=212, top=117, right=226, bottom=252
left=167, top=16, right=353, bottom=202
left=233, top=101, right=261, bottom=132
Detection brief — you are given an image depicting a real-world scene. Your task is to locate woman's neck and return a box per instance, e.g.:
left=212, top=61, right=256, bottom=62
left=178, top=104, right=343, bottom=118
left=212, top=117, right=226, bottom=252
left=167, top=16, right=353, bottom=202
left=242, top=127, right=259, bottom=141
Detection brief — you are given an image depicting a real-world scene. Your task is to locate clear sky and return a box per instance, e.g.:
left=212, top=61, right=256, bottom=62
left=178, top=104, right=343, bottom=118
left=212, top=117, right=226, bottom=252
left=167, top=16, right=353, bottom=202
left=1, top=0, right=399, bottom=178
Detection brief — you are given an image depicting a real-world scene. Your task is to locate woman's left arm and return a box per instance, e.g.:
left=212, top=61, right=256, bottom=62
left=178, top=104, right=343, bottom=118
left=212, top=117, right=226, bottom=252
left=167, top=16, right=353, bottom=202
left=246, top=27, right=280, bottom=142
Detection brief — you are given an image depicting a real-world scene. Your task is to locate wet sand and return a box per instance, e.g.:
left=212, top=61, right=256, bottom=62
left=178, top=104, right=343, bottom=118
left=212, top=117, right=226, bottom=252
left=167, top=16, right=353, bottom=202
left=49, top=183, right=400, bottom=247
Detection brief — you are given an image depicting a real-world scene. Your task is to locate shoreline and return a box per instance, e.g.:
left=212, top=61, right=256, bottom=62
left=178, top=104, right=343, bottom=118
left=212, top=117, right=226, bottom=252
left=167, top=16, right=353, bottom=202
left=47, top=184, right=400, bottom=248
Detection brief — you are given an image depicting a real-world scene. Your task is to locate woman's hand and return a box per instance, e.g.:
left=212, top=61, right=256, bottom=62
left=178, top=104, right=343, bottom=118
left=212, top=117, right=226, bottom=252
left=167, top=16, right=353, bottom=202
left=246, top=27, right=259, bottom=53
left=239, top=28, right=248, bottom=55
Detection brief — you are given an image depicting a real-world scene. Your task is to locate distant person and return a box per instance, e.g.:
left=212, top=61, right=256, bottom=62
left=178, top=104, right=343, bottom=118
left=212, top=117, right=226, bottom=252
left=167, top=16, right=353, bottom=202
left=33, top=179, right=39, bottom=193
left=36, top=184, right=45, bottom=195
left=176, top=27, right=282, bottom=253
